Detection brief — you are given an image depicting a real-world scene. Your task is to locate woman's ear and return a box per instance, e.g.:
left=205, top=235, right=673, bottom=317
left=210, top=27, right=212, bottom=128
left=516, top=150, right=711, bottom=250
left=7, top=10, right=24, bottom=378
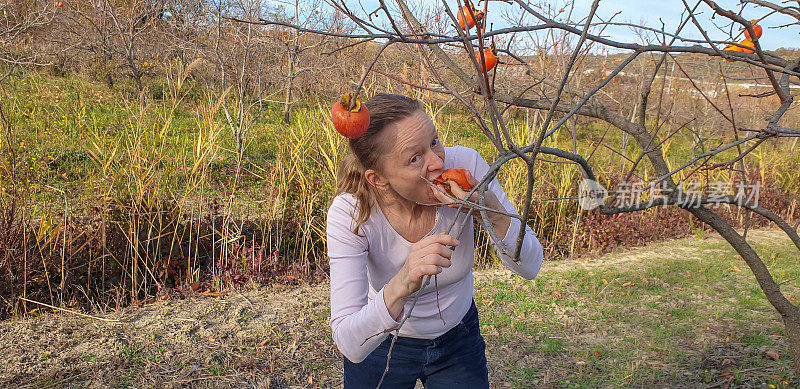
left=364, top=168, right=389, bottom=192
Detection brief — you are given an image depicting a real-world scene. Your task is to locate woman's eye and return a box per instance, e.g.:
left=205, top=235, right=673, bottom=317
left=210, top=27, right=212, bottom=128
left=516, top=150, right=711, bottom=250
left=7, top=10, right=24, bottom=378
left=431, top=138, right=440, bottom=147
left=411, top=155, right=419, bottom=163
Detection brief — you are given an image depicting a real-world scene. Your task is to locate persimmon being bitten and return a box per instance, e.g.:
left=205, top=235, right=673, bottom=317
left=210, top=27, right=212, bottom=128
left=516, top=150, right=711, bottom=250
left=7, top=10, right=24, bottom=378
left=435, top=168, right=473, bottom=192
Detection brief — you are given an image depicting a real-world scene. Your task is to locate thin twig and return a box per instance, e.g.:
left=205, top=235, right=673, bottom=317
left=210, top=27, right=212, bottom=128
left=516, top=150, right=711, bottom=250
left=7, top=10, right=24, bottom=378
left=19, top=297, right=121, bottom=323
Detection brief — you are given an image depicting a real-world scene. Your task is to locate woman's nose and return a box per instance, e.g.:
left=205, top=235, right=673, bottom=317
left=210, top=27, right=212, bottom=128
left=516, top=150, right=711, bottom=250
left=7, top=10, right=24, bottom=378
left=428, top=152, right=445, bottom=172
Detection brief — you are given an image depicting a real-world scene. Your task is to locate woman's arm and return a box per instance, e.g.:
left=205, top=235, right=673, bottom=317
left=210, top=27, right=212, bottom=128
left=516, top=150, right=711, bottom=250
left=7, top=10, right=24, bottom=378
left=484, top=183, right=544, bottom=280
left=326, top=195, right=403, bottom=363
left=452, top=146, right=544, bottom=280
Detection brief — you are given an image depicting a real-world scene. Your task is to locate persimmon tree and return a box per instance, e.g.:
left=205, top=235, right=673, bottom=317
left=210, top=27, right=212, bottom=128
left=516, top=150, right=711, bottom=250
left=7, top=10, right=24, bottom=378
left=209, top=0, right=273, bottom=155
left=0, top=1, right=58, bottom=83
left=241, top=0, right=800, bottom=380
left=55, top=0, right=169, bottom=92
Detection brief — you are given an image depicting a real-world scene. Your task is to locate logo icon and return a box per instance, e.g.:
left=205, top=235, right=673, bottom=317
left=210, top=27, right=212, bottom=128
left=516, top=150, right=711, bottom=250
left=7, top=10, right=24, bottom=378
left=578, top=179, right=608, bottom=210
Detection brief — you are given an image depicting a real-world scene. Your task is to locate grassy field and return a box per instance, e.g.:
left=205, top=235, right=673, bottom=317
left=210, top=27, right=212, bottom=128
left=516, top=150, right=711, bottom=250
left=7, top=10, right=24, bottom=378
left=6, top=73, right=799, bottom=213
left=1, top=228, right=797, bottom=388
left=0, top=69, right=798, bottom=329
left=475, top=228, right=799, bottom=387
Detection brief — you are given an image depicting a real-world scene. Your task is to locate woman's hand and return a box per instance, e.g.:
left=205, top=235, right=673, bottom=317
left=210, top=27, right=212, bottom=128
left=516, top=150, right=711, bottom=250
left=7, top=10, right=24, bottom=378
left=432, top=169, right=478, bottom=207
left=431, top=169, right=512, bottom=242
left=384, top=232, right=459, bottom=320
left=431, top=169, right=499, bottom=214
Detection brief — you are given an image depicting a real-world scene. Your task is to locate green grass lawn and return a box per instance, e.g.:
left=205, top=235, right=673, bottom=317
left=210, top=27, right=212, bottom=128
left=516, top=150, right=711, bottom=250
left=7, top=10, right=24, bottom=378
left=475, top=229, right=799, bottom=387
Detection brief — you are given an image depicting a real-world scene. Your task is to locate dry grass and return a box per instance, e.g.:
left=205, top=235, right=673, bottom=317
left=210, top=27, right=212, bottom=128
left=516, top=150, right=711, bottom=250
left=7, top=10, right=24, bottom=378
left=3, top=67, right=799, bottom=321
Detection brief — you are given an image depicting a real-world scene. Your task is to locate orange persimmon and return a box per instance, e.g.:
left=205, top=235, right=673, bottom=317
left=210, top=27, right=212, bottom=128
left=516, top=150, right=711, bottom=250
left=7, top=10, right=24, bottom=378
left=457, top=5, right=483, bottom=31
left=739, top=38, right=755, bottom=53
left=744, top=21, right=762, bottom=40
left=723, top=38, right=755, bottom=61
left=331, top=94, right=370, bottom=139
left=475, top=47, right=498, bottom=73
left=436, top=168, right=473, bottom=191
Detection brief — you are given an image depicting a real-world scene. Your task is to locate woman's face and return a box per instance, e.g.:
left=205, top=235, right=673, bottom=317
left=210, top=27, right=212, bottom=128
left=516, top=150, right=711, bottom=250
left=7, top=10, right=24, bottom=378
left=367, top=109, right=445, bottom=205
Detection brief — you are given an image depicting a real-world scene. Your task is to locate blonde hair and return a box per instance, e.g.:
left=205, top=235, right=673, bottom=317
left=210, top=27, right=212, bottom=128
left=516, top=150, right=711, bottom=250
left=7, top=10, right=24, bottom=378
left=334, top=93, right=423, bottom=235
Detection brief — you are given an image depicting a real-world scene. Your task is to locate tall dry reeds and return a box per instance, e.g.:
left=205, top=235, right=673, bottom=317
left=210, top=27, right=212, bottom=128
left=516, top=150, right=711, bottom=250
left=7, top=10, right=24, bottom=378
left=0, top=59, right=347, bottom=318
left=1, top=62, right=798, bottom=319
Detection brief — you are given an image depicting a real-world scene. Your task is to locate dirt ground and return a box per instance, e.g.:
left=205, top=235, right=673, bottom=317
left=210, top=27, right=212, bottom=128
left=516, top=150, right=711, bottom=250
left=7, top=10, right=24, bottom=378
left=1, top=282, right=339, bottom=388
left=2, top=271, right=578, bottom=388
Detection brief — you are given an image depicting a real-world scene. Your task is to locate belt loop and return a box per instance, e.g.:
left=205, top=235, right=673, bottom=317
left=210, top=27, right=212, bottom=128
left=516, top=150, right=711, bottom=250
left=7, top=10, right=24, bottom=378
left=457, top=317, right=468, bottom=336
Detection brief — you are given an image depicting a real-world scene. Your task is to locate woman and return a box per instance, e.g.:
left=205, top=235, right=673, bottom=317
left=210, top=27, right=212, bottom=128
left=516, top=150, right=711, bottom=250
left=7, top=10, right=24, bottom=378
left=326, top=93, right=543, bottom=388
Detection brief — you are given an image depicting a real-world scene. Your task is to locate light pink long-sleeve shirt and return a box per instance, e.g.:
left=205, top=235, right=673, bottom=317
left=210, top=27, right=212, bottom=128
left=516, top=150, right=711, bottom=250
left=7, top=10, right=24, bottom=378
left=326, top=146, right=544, bottom=363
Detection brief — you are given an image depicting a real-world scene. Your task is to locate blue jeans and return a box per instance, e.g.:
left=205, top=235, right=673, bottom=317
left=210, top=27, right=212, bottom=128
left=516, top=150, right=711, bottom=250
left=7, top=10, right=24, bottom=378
left=343, top=300, right=489, bottom=388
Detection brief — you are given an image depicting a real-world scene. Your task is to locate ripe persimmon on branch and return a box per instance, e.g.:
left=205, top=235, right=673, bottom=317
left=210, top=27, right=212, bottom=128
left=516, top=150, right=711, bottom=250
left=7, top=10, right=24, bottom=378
left=232, top=0, right=800, bottom=379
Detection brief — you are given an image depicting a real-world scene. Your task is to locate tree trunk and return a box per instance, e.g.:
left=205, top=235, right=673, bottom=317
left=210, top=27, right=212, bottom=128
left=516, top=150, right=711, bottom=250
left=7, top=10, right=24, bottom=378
left=283, top=47, right=296, bottom=124
left=283, top=76, right=293, bottom=124
left=104, top=73, right=114, bottom=90
left=784, top=312, right=800, bottom=374
left=103, top=52, right=114, bottom=90
left=132, top=68, right=143, bottom=92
